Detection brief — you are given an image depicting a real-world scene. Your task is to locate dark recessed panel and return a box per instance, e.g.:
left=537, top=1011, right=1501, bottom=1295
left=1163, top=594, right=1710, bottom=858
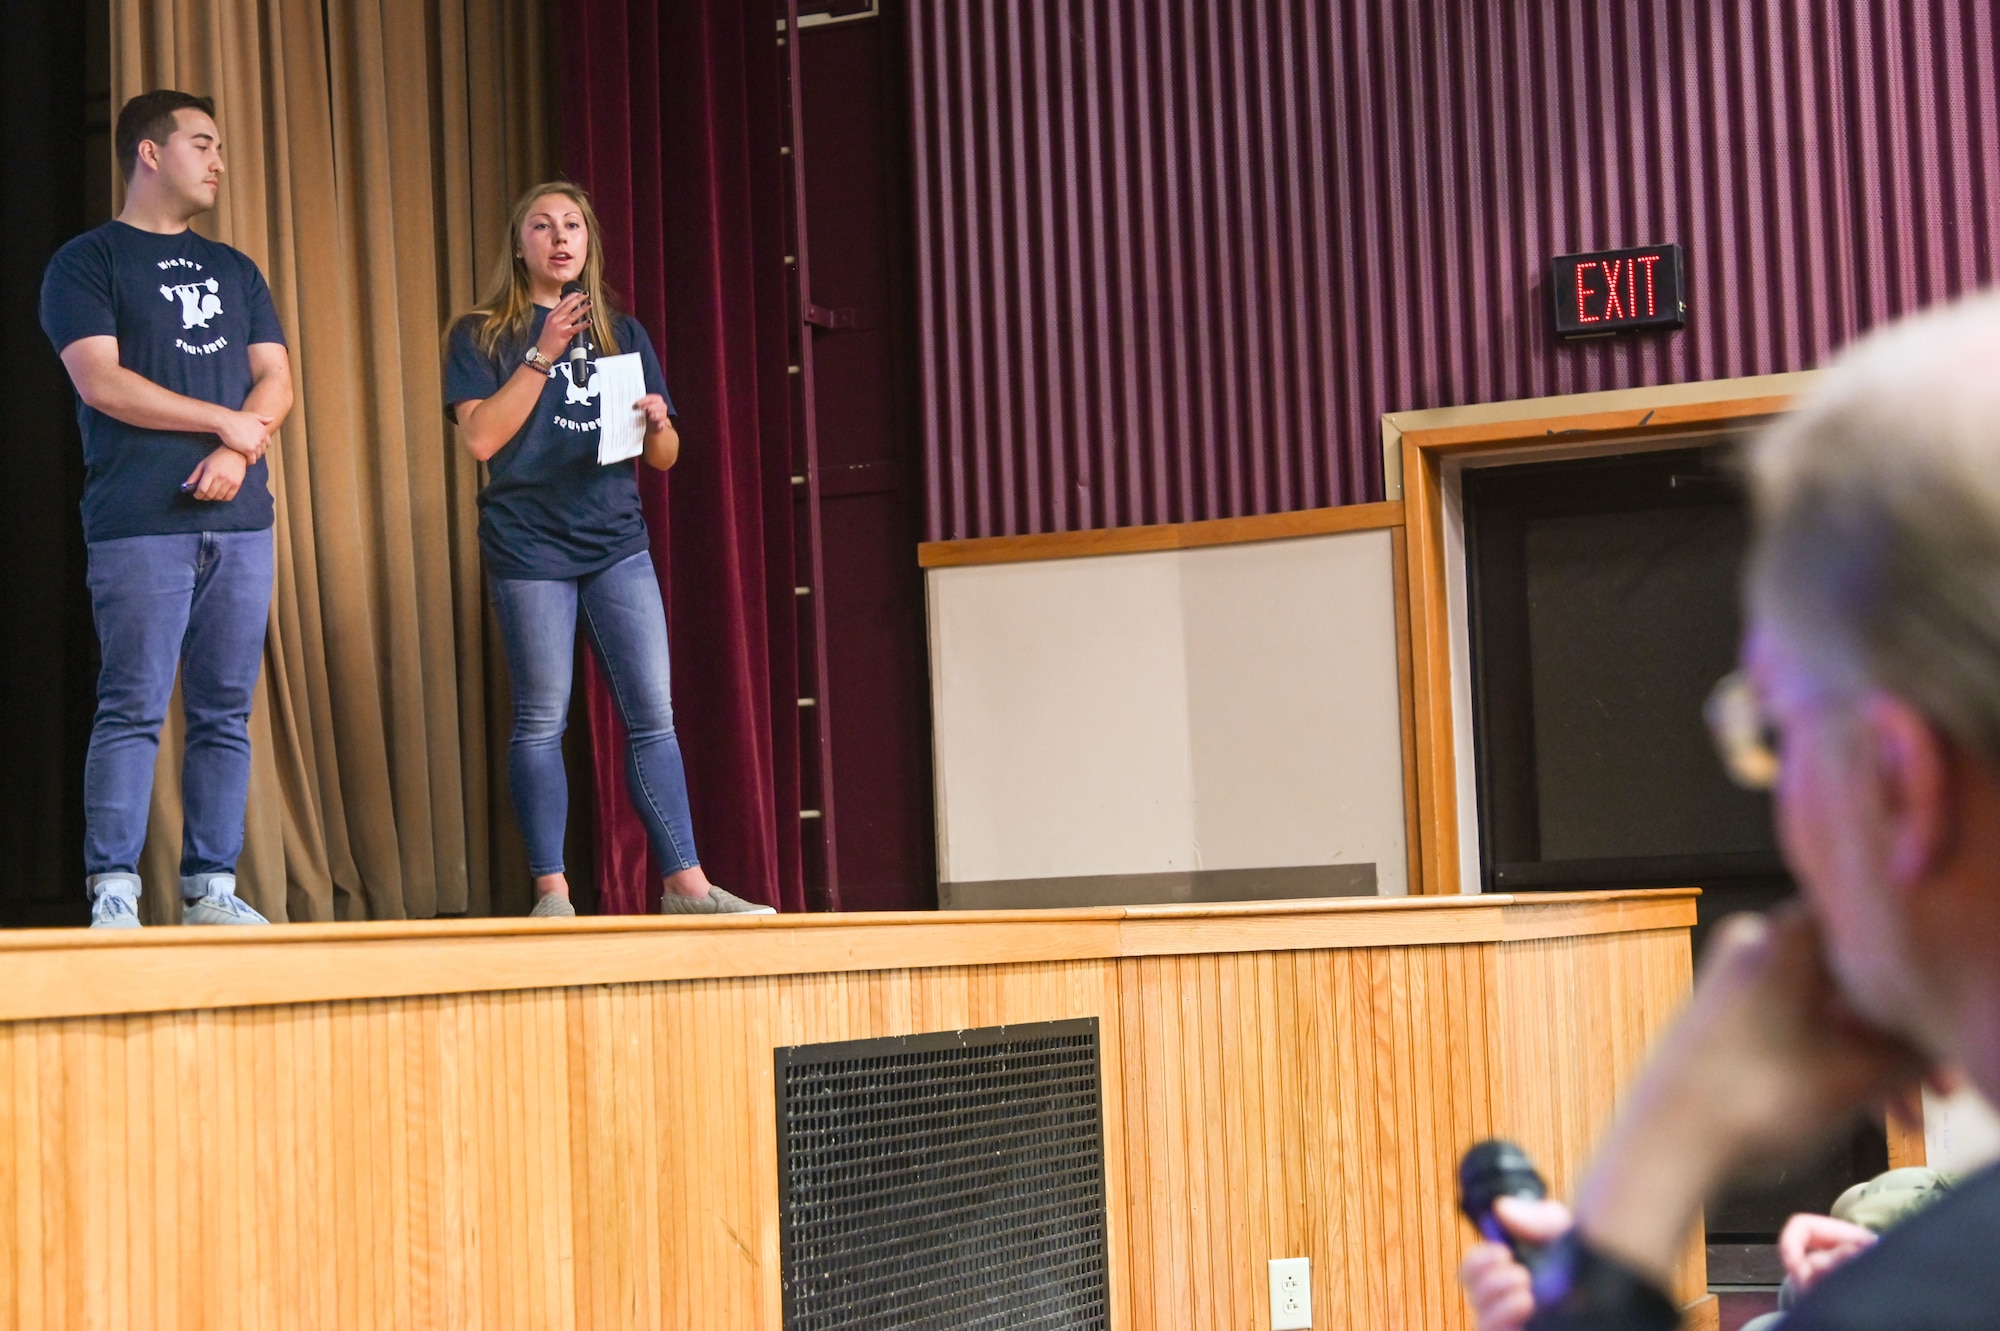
left=1464, top=444, right=1780, bottom=890
left=1525, top=501, right=1767, bottom=862
left=777, top=1020, right=1109, bottom=1331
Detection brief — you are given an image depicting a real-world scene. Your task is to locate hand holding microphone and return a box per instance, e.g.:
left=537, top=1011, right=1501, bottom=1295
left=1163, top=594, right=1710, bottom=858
left=559, top=279, right=594, bottom=389
left=533, top=286, right=591, bottom=372
left=1457, top=1140, right=1684, bottom=1331
left=1458, top=1141, right=1572, bottom=1331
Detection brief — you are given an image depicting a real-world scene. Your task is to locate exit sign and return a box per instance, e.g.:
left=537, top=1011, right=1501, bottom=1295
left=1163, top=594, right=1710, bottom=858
left=1551, top=244, right=1685, bottom=338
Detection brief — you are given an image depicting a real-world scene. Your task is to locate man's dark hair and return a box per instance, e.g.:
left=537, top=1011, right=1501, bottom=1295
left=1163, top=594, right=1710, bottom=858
left=115, top=90, right=216, bottom=182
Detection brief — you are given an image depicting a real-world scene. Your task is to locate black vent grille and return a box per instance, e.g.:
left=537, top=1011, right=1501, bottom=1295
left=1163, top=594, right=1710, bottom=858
left=776, top=1019, right=1109, bottom=1331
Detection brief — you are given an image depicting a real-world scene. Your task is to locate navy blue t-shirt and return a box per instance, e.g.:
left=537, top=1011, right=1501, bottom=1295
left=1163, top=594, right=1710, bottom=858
left=39, top=221, right=285, bottom=541
left=444, top=308, right=673, bottom=581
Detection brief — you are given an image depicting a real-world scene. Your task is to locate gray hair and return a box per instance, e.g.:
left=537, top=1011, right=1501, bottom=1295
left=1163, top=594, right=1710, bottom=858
left=1747, top=289, right=2000, bottom=765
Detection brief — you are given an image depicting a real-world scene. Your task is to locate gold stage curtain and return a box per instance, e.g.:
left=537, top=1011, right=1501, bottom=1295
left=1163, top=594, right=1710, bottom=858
left=113, top=0, right=551, bottom=920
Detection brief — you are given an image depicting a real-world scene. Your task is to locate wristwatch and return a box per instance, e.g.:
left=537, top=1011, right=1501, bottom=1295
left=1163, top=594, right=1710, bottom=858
left=522, top=347, right=557, bottom=378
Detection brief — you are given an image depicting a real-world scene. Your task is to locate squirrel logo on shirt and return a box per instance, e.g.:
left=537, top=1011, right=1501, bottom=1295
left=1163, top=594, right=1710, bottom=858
left=559, top=360, right=600, bottom=407
left=160, top=277, right=223, bottom=330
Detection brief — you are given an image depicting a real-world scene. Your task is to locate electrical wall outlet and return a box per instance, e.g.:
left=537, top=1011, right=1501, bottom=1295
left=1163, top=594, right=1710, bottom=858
left=1268, top=1256, right=1312, bottom=1330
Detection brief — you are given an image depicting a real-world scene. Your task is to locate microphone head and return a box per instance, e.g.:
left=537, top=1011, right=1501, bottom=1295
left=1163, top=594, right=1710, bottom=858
left=1458, top=1139, right=1547, bottom=1229
left=559, top=280, right=593, bottom=359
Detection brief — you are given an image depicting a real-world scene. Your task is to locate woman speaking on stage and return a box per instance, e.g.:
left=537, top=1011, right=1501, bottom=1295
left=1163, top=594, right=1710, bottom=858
left=444, top=182, right=771, bottom=918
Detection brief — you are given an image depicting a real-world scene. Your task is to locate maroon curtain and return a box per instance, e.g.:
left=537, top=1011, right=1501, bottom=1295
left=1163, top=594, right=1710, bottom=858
left=561, top=0, right=805, bottom=913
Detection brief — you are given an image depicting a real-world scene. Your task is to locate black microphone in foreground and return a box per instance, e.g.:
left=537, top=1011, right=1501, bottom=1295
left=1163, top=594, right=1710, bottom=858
left=1459, top=1139, right=1552, bottom=1273
left=1458, top=1138, right=1684, bottom=1329
left=560, top=279, right=594, bottom=389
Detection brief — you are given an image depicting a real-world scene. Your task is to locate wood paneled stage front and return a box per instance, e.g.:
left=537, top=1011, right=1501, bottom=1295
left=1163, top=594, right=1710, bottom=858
left=0, top=891, right=1708, bottom=1329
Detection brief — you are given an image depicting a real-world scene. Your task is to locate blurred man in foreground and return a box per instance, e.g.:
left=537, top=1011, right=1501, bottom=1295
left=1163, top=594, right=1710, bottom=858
left=1460, top=292, right=2000, bottom=1330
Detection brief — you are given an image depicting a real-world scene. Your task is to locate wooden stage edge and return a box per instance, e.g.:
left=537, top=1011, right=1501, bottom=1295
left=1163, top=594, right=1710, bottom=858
left=1, top=890, right=1706, bottom=1330
left=0, top=888, right=1697, bottom=1022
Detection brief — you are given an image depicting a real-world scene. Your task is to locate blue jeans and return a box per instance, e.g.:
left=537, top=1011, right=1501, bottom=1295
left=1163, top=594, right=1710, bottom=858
left=84, top=529, right=274, bottom=883
left=489, top=551, right=700, bottom=878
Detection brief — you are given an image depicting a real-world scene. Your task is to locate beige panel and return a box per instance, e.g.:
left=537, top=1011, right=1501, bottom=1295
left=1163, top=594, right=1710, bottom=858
left=928, top=532, right=1407, bottom=893
left=929, top=553, right=1198, bottom=883
left=1180, top=529, right=1408, bottom=893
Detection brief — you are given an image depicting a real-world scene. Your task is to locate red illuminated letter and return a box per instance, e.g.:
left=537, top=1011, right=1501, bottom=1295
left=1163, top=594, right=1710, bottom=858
left=1634, top=253, right=1661, bottom=315
left=1602, top=259, right=1626, bottom=319
left=1574, top=262, right=1601, bottom=323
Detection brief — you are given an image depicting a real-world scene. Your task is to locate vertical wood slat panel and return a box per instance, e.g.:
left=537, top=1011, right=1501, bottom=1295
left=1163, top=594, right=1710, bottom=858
left=1492, top=928, right=1703, bottom=1307
left=0, top=928, right=1690, bottom=1330
left=909, top=0, right=2000, bottom=542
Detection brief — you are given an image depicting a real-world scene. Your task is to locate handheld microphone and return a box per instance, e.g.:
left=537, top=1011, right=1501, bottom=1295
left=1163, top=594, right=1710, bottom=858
left=1458, top=1139, right=1552, bottom=1273
left=560, top=279, right=594, bottom=389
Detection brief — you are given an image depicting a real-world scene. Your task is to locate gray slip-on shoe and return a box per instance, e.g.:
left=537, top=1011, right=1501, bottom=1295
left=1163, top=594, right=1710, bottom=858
left=657, top=884, right=776, bottom=916
left=529, top=893, right=577, bottom=918
left=182, top=875, right=270, bottom=926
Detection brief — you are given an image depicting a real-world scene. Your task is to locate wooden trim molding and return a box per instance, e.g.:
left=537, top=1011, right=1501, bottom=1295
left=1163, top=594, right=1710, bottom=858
left=1397, top=385, right=1799, bottom=894
left=1885, top=1089, right=1929, bottom=1170
left=1402, top=418, right=1461, bottom=897
left=1379, top=371, right=1822, bottom=499
left=917, top=499, right=1404, bottom=568
left=1391, top=525, right=1423, bottom=903
left=1398, top=395, right=1794, bottom=456
left=0, top=889, right=1696, bottom=1021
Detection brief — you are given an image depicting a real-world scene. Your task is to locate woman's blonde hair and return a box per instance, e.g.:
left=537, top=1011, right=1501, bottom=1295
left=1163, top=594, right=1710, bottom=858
left=464, top=181, right=623, bottom=358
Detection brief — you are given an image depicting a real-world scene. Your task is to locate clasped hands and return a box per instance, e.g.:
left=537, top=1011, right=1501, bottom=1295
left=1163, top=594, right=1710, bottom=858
left=184, top=407, right=277, bottom=502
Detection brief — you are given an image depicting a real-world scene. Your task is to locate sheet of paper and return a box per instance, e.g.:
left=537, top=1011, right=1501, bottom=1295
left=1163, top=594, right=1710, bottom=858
left=592, top=353, right=648, bottom=465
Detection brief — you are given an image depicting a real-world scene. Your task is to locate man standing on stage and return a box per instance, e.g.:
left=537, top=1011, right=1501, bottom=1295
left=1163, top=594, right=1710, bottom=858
left=39, top=90, right=292, bottom=928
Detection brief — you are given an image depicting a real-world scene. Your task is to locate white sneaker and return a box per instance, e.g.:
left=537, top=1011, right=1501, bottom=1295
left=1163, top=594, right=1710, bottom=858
left=87, top=873, right=143, bottom=929
left=90, top=891, right=142, bottom=929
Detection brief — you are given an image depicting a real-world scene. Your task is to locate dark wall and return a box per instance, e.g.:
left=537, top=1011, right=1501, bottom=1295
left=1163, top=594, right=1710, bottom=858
left=796, top=5, right=937, bottom=910
left=909, top=0, right=2000, bottom=541
left=1, top=2, right=101, bottom=927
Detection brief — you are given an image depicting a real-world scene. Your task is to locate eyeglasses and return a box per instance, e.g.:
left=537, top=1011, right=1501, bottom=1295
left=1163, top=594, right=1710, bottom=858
left=1704, top=670, right=1781, bottom=791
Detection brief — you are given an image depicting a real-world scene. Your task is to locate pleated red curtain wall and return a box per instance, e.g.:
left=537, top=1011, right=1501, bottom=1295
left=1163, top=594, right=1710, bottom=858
left=560, top=1, right=806, bottom=913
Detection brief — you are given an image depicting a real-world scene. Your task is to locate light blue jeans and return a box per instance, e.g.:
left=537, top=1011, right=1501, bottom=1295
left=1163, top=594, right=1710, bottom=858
left=489, top=551, right=700, bottom=878
left=83, top=529, right=274, bottom=890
